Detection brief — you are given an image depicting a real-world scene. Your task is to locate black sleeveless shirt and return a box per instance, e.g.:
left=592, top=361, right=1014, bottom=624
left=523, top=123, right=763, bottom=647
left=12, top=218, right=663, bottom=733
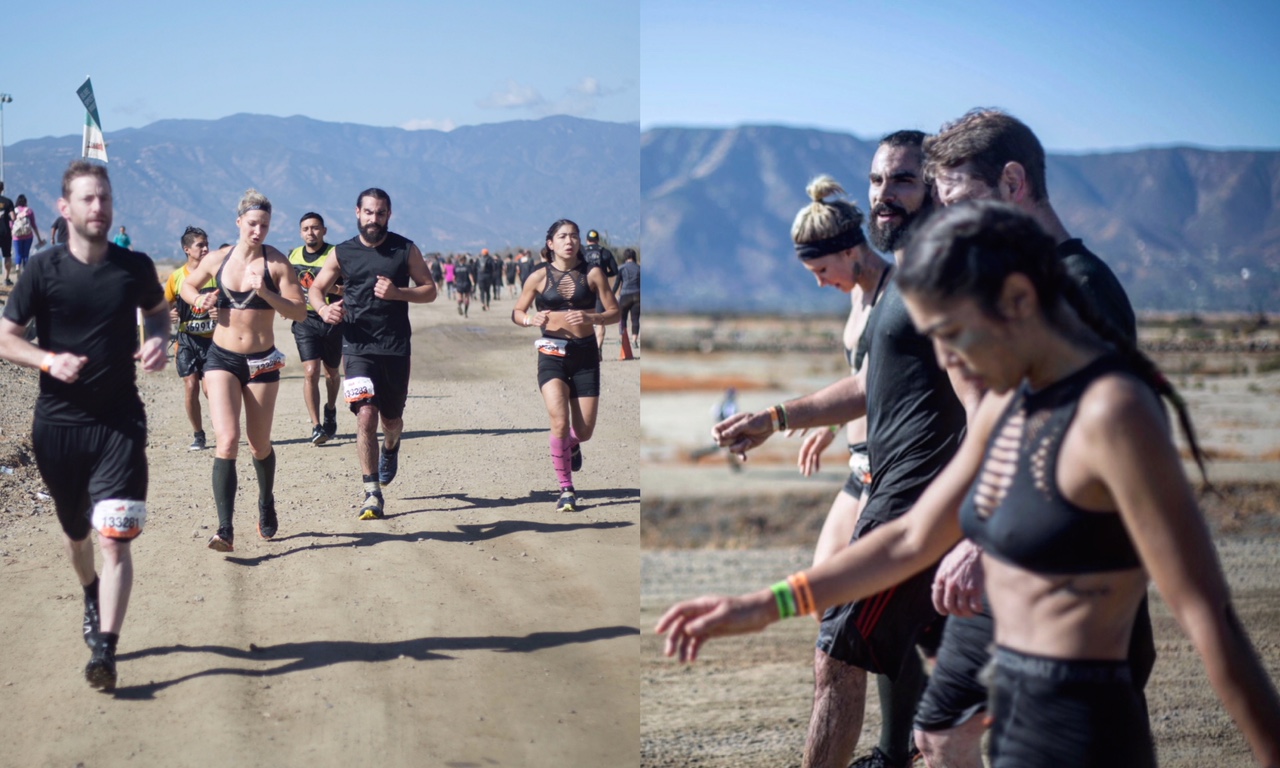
left=337, top=232, right=414, bottom=356
left=214, top=250, right=278, bottom=311
left=535, top=262, right=595, bottom=311
left=960, top=355, right=1143, bottom=574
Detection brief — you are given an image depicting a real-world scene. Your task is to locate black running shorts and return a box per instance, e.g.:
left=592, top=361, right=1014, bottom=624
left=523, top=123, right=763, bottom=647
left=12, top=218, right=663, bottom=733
left=33, top=418, right=148, bottom=541
left=914, top=607, right=994, bottom=731
left=344, top=353, right=410, bottom=419
left=815, top=515, right=940, bottom=677
left=988, top=647, right=1154, bottom=768
left=536, top=336, right=600, bottom=399
left=205, top=343, right=284, bottom=387
left=292, top=313, right=342, bottom=369
left=175, top=333, right=212, bottom=379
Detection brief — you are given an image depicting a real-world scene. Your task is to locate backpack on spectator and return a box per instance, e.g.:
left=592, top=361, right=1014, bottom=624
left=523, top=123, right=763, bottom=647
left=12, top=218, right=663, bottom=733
left=12, top=209, right=32, bottom=239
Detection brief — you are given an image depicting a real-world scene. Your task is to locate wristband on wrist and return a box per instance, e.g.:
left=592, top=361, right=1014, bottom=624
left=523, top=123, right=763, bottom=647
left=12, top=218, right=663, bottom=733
left=524, top=315, right=531, bottom=327
left=772, top=403, right=789, bottom=432
left=787, top=572, right=816, bottom=617
left=827, top=423, right=842, bottom=434
left=40, top=352, right=55, bottom=373
left=770, top=580, right=798, bottom=619
left=767, top=406, right=781, bottom=434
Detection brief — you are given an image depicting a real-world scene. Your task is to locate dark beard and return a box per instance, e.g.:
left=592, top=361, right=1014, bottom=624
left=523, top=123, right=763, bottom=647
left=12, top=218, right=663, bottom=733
left=869, top=196, right=934, bottom=252
left=360, top=223, right=387, bottom=244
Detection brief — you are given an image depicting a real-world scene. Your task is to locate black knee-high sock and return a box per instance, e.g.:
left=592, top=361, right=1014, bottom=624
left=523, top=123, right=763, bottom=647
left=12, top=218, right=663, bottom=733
left=212, top=457, right=237, bottom=531
left=252, top=450, right=276, bottom=507
left=877, top=650, right=928, bottom=763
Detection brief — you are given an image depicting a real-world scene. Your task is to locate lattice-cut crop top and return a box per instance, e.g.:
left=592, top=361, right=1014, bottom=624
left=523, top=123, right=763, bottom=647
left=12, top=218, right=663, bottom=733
left=959, top=355, right=1144, bottom=574
left=535, top=262, right=595, bottom=312
left=215, top=251, right=278, bottom=311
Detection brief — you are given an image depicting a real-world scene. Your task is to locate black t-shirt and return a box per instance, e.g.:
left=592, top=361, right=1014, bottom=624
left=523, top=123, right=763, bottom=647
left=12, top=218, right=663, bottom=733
left=617, top=261, right=640, bottom=295
left=861, top=281, right=967, bottom=523
left=477, top=256, right=494, bottom=285
left=453, top=263, right=476, bottom=290
left=581, top=245, right=618, bottom=279
left=429, top=260, right=444, bottom=283
left=504, top=259, right=517, bottom=282
left=517, top=256, right=535, bottom=283
left=1057, top=239, right=1136, bottom=345
left=3, top=244, right=163, bottom=425
left=50, top=217, right=69, bottom=245
left=0, top=195, right=13, bottom=240
left=336, top=232, right=414, bottom=356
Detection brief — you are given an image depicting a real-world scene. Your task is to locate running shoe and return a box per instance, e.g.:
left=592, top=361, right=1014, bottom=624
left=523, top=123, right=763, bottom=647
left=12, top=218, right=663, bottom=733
left=83, top=595, right=100, bottom=649
left=207, top=528, right=234, bottom=552
left=378, top=445, right=399, bottom=485
left=84, top=639, right=117, bottom=691
left=556, top=488, right=577, bottom=512
left=310, top=424, right=328, bottom=446
left=571, top=444, right=583, bottom=472
left=258, top=496, right=278, bottom=540
left=323, top=405, right=338, bottom=439
left=457, top=304, right=463, bottom=315
left=189, top=431, right=207, bottom=451
left=850, top=747, right=917, bottom=768
left=359, top=491, right=385, bottom=521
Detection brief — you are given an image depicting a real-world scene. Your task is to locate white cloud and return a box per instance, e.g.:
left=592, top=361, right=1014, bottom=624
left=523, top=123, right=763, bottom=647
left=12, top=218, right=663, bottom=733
left=477, top=77, right=629, bottom=119
left=402, top=118, right=457, bottom=132
left=477, top=80, right=546, bottom=111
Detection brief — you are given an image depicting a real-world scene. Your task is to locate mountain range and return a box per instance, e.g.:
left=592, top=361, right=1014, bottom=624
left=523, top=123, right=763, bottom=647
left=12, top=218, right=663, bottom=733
left=642, top=125, right=1280, bottom=313
left=2, top=114, right=639, bottom=260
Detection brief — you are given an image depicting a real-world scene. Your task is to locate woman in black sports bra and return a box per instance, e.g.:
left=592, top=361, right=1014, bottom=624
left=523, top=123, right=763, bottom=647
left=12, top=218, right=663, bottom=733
left=512, top=219, right=618, bottom=513
left=656, top=202, right=1280, bottom=767
left=179, top=189, right=306, bottom=552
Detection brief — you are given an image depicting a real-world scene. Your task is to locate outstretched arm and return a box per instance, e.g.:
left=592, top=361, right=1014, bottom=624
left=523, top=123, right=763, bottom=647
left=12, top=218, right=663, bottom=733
left=713, top=368, right=869, bottom=458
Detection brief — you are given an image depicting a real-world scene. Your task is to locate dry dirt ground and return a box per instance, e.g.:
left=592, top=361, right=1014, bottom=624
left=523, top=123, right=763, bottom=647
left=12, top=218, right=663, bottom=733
left=0, top=283, right=640, bottom=768
left=640, top=317, right=1280, bottom=768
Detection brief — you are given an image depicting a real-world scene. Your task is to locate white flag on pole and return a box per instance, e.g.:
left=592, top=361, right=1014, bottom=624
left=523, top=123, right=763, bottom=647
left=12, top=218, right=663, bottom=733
left=77, top=77, right=108, bottom=162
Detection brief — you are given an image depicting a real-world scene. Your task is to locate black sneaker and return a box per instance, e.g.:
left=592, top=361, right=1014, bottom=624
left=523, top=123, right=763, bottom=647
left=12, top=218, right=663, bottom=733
left=85, top=640, right=117, bottom=691
left=208, top=527, right=234, bottom=552
left=310, top=424, right=328, bottom=445
left=189, top=431, right=207, bottom=451
left=83, top=595, right=100, bottom=649
left=359, top=491, right=385, bottom=521
left=258, top=496, right=278, bottom=540
left=571, top=444, right=583, bottom=472
left=378, top=445, right=399, bottom=485
left=850, top=747, right=910, bottom=768
left=323, top=405, right=338, bottom=439
left=556, top=488, right=577, bottom=512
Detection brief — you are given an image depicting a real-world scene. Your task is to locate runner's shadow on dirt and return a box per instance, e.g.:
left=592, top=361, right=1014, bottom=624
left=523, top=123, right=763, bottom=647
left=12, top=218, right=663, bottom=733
left=399, top=487, right=640, bottom=514
left=219, top=518, right=632, bottom=566
left=399, top=427, right=546, bottom=440
left=111, top=624, right=638, bottom=700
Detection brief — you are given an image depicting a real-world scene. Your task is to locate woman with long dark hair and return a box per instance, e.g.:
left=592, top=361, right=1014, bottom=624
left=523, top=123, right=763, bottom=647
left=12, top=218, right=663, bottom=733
left=512, top=219, right=618, bottom=512
left=657, top=201, right=1280, bottom=767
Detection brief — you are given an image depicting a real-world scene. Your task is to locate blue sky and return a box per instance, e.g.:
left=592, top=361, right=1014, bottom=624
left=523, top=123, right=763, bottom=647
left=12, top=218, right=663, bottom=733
left=641, top=0, right=1280, bottom=152
left=0, top=0, right=639, bottom=146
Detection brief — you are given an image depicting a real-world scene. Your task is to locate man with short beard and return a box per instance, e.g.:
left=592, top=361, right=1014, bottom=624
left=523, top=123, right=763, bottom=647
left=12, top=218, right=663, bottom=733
left=0, top=160, right=169, bottom=691
left=308, top=188, right=438, bottom=519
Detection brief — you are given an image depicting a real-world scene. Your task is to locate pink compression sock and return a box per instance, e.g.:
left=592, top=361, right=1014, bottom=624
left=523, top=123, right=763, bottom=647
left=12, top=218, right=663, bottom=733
left=549, top=434, right=574, bottom=489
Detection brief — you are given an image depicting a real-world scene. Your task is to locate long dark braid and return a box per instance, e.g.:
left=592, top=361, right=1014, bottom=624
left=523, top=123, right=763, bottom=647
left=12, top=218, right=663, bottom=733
left=899, top=200, right=1209, bottom=483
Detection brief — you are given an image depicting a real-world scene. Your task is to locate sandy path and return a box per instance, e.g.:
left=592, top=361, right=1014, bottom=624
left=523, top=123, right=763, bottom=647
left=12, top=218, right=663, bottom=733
left=0, top=293, right=640, bottom=767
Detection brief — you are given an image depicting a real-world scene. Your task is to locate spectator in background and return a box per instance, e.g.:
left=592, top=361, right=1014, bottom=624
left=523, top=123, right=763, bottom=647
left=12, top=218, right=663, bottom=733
left=112, top=226, right=131, bottom=250
left=581, top=230, right=619, bottom=359
left=50, top=211, right=69, bottom=246
left=615, top=248, right=640, bottom=351
left=0, top=182, right=14, bottom=285
left=10, top=194, right=45, bottom=276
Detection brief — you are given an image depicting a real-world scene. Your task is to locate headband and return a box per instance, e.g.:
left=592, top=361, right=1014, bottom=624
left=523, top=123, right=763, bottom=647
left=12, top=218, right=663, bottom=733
left=241, top=203, right=270, bottom=214
left=795, top=227, right=866, bottom=261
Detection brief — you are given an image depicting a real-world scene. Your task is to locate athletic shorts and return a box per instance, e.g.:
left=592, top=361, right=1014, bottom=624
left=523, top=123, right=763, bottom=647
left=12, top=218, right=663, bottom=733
left=842, top=442, right=871, bottom=498
left=455, top=284, right=472, bottom=296
left=292, top=313, right=343, bottom=369
left=536, top=335, right=600, bottom=398
left=915, top=596, right=1156, bottom=732
left=988, top=647, right=1154, bottom=768
left=175, top=333, right=212, bottom=379
left=816, top=514, right=940, bottom=677
left=0, top=237, right=11, bottom=261
left=33, top=418, right=148, bottom=541
left=205, top=343, right=284, bottom=387
left=344, top=353, right=410, bottom=420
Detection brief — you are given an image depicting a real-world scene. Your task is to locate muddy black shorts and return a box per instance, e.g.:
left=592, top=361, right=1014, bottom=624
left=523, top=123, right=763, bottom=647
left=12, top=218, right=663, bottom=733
left=816, top=514, right=940, bottom=677
left=344, top=353, right=410, bottom=420
left=205, top=343, right=284, bottom=387
left=292, top=313, right=342, bottom=369
left=989, top=647, right=1154, bottom=768
left=175, top=333, right=212, bottom=379
left=536, top=336, right=600, bottom=399
left=33, top=417, right=148, bottom=541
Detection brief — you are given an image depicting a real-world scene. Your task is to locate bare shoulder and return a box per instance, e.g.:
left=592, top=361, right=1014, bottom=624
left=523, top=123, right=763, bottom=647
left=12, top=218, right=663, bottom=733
left=1076, top=371, right=1167, bottom=442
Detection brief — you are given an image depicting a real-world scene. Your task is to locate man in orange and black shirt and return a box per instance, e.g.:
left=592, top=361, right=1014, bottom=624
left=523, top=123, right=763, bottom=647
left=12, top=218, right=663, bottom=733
left=288, top=212, right=343, bottom=444
left=165, top=226, right=218, bottom=450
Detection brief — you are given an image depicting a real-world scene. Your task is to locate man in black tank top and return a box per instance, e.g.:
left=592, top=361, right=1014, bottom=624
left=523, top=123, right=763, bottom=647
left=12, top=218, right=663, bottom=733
left=906, top=108, right=1146, bottom=768
left=308, top=188, right=437, bottom=520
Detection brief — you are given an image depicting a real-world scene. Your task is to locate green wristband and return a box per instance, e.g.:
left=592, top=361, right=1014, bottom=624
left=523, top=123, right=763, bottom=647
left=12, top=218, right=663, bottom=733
left=771, top=580, right=797, bottom=619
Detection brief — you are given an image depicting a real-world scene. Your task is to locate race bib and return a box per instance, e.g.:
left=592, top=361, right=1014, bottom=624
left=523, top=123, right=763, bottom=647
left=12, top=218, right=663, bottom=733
left=849, top=450, right=872, bottom=486
left=184, top=318, right=215, bottom=335
left=535, top=337, right=568, bottom=357
left=248, top=348, right=286, bottom=379
left=344, top=376, right=376, bottom=403
left=92, top=499, right=147, bottom=540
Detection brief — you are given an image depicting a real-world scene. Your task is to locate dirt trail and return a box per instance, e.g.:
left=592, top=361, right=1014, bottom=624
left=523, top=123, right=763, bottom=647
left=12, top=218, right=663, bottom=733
left=0, top=291, right=640, bottom=767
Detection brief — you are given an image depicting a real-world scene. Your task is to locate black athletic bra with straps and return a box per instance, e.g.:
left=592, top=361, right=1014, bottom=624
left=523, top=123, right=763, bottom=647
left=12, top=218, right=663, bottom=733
left=215, top=250, right=278, bottom=311
left=959, top=354, right=1144, bottom=575
left=534, top=261, right=595, bottom=312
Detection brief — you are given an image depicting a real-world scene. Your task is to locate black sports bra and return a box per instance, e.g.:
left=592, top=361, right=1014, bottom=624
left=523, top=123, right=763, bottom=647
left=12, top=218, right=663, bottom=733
left=535, top=262, right=595, bottom=312
left=215, top=249, right=278, bottom=311
left=959, top=355, right=1143, bottom=575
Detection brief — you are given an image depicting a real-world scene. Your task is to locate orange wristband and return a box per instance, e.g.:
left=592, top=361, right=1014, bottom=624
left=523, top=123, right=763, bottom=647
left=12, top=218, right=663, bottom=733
left=40, top=353, right=55, bottom=373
